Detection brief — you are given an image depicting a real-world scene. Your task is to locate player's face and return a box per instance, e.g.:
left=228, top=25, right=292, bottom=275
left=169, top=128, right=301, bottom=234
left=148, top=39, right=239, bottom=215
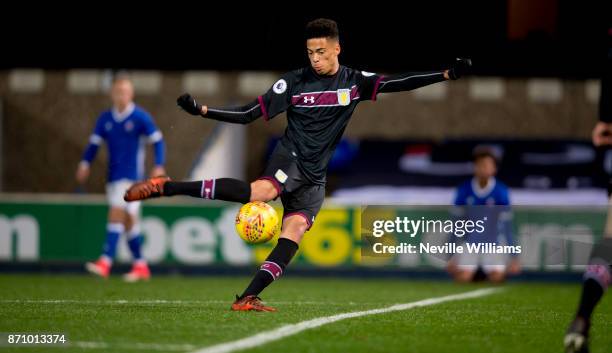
left=474, top=156, right=497, bottom=179
left=111, top=80, right=134, bottom=110
left=306, top=37, right=340, bottom=76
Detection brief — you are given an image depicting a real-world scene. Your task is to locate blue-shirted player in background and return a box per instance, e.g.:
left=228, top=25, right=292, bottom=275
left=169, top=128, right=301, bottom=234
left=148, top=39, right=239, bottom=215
left=446, top=147, right=520, bottom=283
left=76, top=76, right=166, bottom=282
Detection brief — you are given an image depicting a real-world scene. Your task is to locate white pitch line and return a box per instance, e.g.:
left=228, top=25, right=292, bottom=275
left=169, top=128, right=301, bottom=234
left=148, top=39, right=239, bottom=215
left=71, top=341, right=198, bottom=351
left=190, top=288, right=502, bottom=353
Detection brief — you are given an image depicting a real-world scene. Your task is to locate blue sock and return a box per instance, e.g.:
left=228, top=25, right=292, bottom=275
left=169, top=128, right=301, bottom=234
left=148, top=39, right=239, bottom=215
left=102, top=223, right=124, bottom=260
left=128, top=231, right=144, bottom=261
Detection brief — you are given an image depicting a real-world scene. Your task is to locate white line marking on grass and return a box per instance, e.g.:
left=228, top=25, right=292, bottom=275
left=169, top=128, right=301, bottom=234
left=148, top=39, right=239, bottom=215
left=72, top=341, right=197, bottom=351
left=190, top=288, right=502, bottom=353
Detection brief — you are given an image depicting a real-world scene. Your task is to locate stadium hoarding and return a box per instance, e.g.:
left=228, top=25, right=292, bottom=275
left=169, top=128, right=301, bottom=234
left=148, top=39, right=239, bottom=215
left=0, top=197, right=606, bottom=271
left=360, top=205, right=601, bottom=271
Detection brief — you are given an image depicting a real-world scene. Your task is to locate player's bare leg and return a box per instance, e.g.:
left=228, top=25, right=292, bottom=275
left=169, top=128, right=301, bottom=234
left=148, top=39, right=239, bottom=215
left=85, top=207, right=127, bottom=278
left=232, top=215, right=307, bottom=312
left=276, top=215, right=309, bottom=243
left=249, top=180, right=279, bottom=202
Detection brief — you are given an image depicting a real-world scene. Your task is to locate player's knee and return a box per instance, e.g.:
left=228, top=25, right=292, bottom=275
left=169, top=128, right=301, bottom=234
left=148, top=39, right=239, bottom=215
left=250, top=180, right=278, bottom=202
left=281, top=216, right=310, bottom=242
left=108, top=208, right=126, bottom=223
left=488, top=271, right=506, bottom=283
left=454, top=270, right=474, bottom=283
left=124, top=214, right=138, bottom=232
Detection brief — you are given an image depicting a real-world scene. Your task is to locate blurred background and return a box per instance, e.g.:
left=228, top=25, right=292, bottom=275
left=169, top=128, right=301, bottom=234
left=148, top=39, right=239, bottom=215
left=1, top=1, right=611, bottom=275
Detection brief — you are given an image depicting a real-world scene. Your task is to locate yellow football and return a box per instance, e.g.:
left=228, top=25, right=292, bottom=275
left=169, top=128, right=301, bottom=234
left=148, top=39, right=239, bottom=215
left=235, top=201, right=280, bottom=244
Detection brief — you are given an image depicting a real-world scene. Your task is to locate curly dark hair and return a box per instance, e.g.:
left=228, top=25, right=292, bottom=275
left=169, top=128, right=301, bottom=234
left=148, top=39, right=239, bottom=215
left=305, top=18, right=339, bottom=41
left=472, top=146, right=499, bottom=164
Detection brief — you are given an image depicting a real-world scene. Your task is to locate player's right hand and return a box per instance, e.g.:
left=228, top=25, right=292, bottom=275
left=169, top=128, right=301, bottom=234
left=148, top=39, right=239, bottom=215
left=75, top=162, right=90, bottom=184
left=592, top=121, right=612, bottom=146
left=446, top=256, right=458, bottom=275
left=177, top=93, right=204, bottom=115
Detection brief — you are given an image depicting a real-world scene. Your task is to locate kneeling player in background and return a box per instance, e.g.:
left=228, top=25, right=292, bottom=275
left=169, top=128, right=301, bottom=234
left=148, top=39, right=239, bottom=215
left=446, top=147, right=520, bottom=283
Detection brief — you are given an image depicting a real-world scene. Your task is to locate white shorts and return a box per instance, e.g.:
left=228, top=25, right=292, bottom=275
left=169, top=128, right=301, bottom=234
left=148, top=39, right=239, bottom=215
left=455, top=251, right=507, bottom=274
left=106, top=179, right=141, bottom=215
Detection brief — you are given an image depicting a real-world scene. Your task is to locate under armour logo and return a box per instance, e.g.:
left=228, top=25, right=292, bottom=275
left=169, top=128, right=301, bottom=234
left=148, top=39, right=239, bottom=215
left=303, top=96, right=315, bottom=104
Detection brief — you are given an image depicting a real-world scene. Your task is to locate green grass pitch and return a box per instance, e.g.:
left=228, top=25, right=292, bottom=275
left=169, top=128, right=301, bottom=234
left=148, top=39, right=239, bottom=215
left=0, top=274, right=610, bottom=353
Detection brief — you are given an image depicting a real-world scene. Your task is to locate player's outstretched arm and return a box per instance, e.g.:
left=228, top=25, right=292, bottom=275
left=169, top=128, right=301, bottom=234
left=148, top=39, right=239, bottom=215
left=177, top=93, right=263, bottom=125
left=377, top=58, right=472, bottom=94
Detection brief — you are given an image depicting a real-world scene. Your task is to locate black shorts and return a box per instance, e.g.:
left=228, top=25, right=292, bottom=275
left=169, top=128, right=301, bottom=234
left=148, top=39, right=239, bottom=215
left=258, top=143, right=325, bottom=230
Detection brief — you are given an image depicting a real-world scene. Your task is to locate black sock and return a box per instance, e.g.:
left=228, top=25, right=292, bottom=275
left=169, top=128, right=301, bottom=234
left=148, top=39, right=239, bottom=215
left=163, top=178, right=251, bottom=203
left=215, top=178, right=251, bottom=203
left=241, top=238, right=299, bottom=298
left=576, top=238, right=612, bottom=319
left=577, top=278, right=605, bottom=320
left=163, top=181, right=202, bottom=197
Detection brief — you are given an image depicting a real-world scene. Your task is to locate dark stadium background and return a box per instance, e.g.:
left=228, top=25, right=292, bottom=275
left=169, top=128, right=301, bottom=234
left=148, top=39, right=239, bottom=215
left=2, top=2, right=610, bottom=77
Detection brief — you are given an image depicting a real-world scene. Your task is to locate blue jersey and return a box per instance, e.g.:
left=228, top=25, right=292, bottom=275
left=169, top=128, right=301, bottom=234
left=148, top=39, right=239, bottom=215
left=454, top=177, right=510, bottom=206
left=81, top=103, right=165, bottom=182
left=453, top=178, right=515, bottom=248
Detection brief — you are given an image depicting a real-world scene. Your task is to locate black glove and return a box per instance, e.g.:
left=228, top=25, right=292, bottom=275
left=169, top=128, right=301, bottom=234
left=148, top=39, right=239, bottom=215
left=448, top=58, right=472, bottom=80
left=177, top=93, right=203, bottom=115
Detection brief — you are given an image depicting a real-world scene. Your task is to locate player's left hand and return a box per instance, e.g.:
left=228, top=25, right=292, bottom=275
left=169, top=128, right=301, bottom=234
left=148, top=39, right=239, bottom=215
left=508, top=257, right=521, bottom=275
left=447, top=58, right=472, bottom=80
left=150, top=165, right=166, bottom=178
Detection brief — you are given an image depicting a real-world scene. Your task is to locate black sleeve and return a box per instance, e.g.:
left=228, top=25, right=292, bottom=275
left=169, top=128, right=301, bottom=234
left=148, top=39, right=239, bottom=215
left=204, top=99, right=263, bottom=124
left=357, top=70, right=447, bottom=101
left=205, top=74, right=293, bottom=123
left=257, top=74, right=293, bottom=120
left=600, top=49, right=612, bottom=122
left=357, top=71, right=384, bottom=101
left=378, top=71, right=446, bottom=94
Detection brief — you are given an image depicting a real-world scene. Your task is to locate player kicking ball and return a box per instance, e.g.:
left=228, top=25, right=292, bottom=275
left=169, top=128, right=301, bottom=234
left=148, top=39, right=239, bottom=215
left=125, top=18, right=471, bottom=310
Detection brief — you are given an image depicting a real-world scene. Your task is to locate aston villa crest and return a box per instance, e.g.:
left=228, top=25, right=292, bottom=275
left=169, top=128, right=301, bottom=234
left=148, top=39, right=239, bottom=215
left=337, top=89, right=350, bottom=106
